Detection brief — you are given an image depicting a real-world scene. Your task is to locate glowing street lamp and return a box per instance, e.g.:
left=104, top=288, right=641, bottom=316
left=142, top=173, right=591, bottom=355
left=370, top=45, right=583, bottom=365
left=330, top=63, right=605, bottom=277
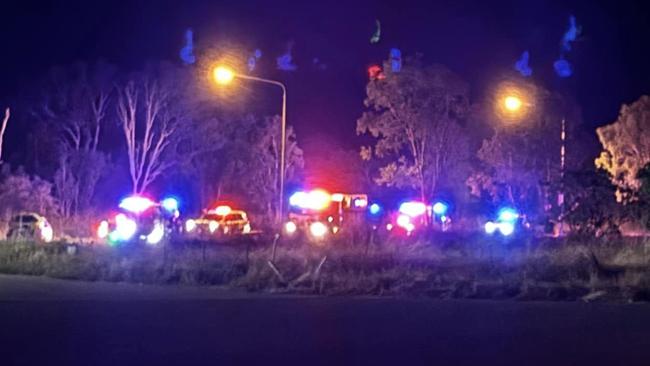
left=495, top=82, right=533, bottom=122
left=212, top=66, right=235, bottom=85
left=211, top=65, right=288, bottom=225
left=503, top=95, right=523, bottom=112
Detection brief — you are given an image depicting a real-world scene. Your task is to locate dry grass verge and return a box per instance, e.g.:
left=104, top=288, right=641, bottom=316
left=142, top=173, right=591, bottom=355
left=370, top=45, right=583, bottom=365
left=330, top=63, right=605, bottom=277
left=2, top=235, right=650, bottom=302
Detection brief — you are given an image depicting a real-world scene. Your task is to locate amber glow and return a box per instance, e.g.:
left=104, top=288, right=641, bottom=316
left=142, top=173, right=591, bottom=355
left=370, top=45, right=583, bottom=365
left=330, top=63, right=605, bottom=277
left=212, top=66, right=235, bottom=85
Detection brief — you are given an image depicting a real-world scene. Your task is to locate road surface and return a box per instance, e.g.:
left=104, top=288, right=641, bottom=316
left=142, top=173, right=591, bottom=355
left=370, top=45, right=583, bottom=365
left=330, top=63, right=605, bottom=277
left=1, top=274, right=649, bottom=365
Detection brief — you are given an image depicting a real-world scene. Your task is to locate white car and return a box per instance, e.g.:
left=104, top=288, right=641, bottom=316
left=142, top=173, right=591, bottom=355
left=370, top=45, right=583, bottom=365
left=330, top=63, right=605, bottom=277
left=7, top=213, right=54, bottom=242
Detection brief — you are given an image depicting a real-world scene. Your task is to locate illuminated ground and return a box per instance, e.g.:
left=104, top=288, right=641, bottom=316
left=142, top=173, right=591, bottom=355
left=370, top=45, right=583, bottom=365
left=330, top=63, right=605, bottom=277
left=1, top=274, right=649, bottom=365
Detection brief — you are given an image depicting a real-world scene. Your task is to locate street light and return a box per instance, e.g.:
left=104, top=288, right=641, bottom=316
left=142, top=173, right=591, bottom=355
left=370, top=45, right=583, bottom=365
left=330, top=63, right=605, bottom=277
left=213, top=66, right=235, bottom=85
left=503, top=95, right=523, bottom=112
left=494, top=81, right=534, bottom=122
left=211, top=66, right=288, bottom=225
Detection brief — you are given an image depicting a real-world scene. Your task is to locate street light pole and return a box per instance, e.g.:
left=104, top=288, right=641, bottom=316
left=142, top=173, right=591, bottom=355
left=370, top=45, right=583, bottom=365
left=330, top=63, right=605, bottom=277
left=231, top=74, right=288, bottom=225
left=559, top=117, right=566, bottom=236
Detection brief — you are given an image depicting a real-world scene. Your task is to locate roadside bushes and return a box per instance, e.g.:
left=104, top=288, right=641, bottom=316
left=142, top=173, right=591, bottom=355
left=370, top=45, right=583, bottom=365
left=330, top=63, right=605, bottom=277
left=2, top=236, right=650, bottom=302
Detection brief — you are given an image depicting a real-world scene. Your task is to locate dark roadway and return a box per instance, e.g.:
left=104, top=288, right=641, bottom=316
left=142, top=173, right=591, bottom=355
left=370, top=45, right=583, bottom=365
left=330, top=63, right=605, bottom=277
left=1, top=275, right=649, bottom=366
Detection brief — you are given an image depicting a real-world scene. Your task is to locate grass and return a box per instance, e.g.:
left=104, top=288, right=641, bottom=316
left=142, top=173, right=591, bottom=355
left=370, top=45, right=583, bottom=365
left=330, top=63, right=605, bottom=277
left=2, top=234, right=650, bottom=302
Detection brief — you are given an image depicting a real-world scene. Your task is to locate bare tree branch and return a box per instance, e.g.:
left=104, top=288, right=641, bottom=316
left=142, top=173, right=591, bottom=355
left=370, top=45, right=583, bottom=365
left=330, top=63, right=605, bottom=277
left=0, top=108, right=10, bottom=163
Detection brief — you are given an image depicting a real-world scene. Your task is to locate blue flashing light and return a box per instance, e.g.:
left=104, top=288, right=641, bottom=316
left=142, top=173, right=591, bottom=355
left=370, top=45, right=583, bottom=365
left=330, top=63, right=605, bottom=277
left=432, top=202, right=448, bottom=216
left=369, top=203, right=381, bottom=215
left=497, top=207, right=519, bottom=223
left=162, top=197, right=179, bottom=212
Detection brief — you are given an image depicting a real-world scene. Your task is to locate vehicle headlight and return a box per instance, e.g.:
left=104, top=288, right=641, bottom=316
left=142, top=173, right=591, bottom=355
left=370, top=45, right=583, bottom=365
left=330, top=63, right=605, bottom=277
left=284, top=221, right=297, bottom=234
left=484, top=221, right=497, bottom=235
left=115, top=214, right=137, bottom=241
left=309, top=222, right=328, bottom=238
left=243, top=223, right=251, bottom=234
left=396, top=214, right=411, bottom=229
left=97, top=220, right=109, bottom=239
left=185, top=219, right=196, bottom=232
left=209, top=221, right=219, bottom=233
left=498, top=222, right=515, bottom=236
left=39, top=221, right=53, bottom=243
left=146, top=222, right=165, bottom=245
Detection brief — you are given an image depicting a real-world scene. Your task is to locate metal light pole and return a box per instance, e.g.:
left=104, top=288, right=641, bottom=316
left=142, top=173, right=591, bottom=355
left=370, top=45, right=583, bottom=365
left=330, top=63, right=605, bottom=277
left=213, top=67, right=288, bottom=225
left=558, top=117, right=566, bottom=236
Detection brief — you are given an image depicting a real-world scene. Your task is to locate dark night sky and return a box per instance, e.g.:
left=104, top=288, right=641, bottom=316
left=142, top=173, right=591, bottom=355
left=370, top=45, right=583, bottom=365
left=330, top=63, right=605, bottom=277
left=1, top=0, right=649, bottom=165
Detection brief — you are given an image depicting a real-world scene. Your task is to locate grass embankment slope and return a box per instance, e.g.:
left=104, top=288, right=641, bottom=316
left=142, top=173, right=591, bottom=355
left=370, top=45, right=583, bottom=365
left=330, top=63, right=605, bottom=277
left=1, top=236, right=650, bottom=302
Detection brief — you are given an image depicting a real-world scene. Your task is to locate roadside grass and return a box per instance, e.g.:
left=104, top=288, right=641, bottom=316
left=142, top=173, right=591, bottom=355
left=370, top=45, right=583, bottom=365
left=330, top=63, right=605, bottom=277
left=2, top=235, right=650, bottom=302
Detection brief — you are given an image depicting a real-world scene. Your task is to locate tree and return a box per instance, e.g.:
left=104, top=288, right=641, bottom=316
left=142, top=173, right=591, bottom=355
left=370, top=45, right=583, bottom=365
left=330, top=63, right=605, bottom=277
left=183, top=113, right=228, bottom=209
left=33, top=62, right=114, bottom=216
left=116, top=65, right=191, bottom=194
left=222, top=115, right=304, bottom=224
left=595, top=95, right=650, bottom=202
left=631, top=163, right=650, bottom=230
left=0, top=171, right=59, bottom=220
left=562, top=169, right=622, bottom=236
left=302, top=137, right=369, bottom=192
left=357, top=57, right=470, bottom=202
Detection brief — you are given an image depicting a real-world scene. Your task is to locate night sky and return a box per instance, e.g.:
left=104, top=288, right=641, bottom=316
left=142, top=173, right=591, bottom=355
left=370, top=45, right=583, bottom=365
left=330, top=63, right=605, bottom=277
left=1, top=0, right=649, bottom=165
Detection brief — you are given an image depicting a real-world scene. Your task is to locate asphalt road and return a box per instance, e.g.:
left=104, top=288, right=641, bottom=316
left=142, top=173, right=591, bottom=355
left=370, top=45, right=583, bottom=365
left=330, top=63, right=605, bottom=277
left=1, top=275, right=649, bottom=366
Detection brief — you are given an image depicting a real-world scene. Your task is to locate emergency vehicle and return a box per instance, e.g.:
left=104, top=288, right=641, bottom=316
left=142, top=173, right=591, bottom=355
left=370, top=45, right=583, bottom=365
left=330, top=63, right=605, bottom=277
left=96, top=196, right=180, bottom=246
left=184, top=205, right=252, bottom=239
left=283, top=189, right=369, bottom=242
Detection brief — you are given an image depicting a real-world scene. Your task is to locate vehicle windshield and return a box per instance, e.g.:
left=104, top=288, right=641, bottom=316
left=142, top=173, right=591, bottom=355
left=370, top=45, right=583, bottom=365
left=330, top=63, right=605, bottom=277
left=202, top=214, right=225, bottom=221
left=225, top=213, right=244, bottom=221
left=11, top=215, right=38, bottom=223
